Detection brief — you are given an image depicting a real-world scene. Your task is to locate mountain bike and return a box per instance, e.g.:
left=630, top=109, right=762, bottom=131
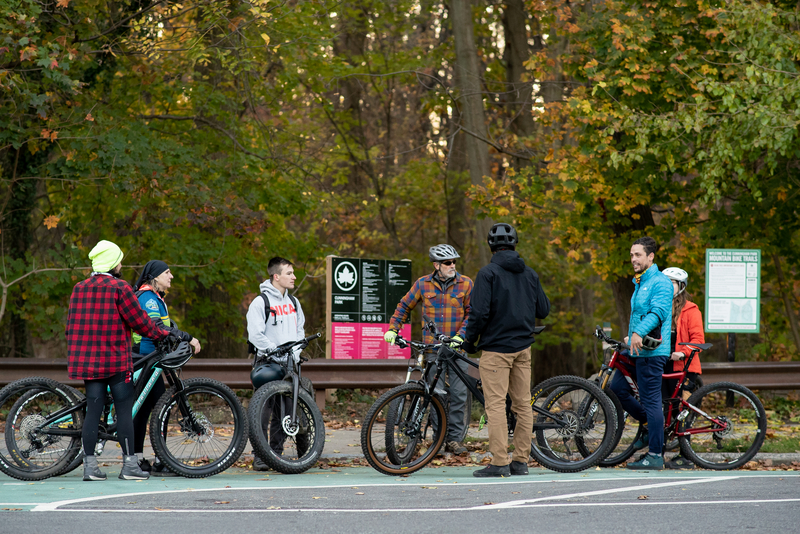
left=593, top=326, right=766, bottom=469
left=247, top=333, right=325, bottom=474
left=361, top=318, right=617, bottom=475
left=1, top=339, right=248, bottom=481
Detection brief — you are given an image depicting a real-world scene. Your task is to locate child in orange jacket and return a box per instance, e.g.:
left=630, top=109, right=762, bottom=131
left=662, top=267, right=704, bottom=469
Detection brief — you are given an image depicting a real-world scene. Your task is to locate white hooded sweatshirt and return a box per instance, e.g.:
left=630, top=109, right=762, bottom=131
left=246, top=279, right=305, bottom=356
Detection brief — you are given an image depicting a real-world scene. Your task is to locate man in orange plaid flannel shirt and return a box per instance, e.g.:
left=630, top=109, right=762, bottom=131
left=384, top=244, right=473, bottom=454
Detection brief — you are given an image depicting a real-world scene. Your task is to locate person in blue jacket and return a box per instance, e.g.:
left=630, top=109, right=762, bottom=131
left=609, top=236, right=672, bottom=470
left=131, top=260, right=201, bottom=473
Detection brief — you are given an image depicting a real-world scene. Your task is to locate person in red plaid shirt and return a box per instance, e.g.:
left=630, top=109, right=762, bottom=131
left=384, top=244, right=473, bottom=454
left=66, top=240, right=173, bottom=482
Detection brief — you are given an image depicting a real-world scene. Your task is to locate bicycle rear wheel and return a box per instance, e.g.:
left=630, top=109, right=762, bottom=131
left=248, top=381, right=325, bottom=474
left=361, top=382, right=447, bottom=476
left=678, top=382, right=766, bottom=470
left=530, top=375, right=616, bottom=473
left=3, top=380, right=83, bottom=481
left=151, top=378, right=248, bottom=478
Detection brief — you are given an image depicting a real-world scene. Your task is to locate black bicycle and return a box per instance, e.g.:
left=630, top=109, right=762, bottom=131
left=1, top=339, right=249, bottom=481
left=361, top=318, right=617, bottom=475
left=247, top=333, right=325, bottom=474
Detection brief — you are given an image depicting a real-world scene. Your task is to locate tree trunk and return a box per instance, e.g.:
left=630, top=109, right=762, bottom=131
left=501, top=0, right=536, bottom=153
left=449, top=0, right=493, bottom=266
left=773, top=253, right=800, bottom=352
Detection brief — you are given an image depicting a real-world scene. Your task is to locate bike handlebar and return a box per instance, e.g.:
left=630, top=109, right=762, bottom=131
left=267, top=333, right=322, bottom=356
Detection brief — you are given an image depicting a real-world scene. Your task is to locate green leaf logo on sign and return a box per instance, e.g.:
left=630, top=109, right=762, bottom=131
left=334, top=261, right=358, bottom=292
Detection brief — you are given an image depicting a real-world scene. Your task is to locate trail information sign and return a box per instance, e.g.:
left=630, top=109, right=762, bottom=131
left=326, top=256, right=412, bottom=359
left=705, top=249, right=761, bottom=333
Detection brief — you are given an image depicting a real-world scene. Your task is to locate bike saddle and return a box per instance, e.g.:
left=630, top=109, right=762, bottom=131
left=678, top=342, right=713, bottom=351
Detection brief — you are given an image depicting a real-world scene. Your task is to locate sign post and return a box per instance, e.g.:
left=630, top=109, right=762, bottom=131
left=326, top=256, right=412, bottom=359
left=705, top=249, right=761, bottom=334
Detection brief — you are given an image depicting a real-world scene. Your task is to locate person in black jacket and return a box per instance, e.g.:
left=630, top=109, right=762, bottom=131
left=463, top=223, right=550, bottom=477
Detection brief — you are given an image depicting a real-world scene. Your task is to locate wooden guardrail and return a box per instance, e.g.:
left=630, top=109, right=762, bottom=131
left=1, top=359, right=799, bottom=409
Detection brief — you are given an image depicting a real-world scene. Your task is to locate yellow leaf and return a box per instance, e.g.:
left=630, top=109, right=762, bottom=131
left=85, top=113, right=94, bottom=121
left=260, top=33, right=271, bottom=46
left=56, top=0, right=70, bottom=8
left=43, top=215, right=60, bottom=229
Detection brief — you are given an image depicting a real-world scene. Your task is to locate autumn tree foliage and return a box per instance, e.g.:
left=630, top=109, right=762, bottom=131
left=2, top=0, right=799, bottom=372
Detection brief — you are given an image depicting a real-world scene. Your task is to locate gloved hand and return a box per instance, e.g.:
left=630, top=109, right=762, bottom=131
left=449, top=335, right=464, bottom=349
left=292, top=346, right=302, bottom=364
left=384, top=330, right=398, bottom=345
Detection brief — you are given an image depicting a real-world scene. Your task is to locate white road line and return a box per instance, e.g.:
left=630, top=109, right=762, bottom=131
left=482, top=476, right=734, bottom=509
left=34, top=498, right=800, bottom=514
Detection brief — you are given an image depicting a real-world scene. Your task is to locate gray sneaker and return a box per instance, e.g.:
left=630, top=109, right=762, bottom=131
left=82, top=455, right=107, bottom=481
left=119, top=455, right=150, bottom=480
left=445, top=441, right=468, bottom=455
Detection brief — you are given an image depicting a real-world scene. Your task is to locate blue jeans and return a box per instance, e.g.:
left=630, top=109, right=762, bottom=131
left=609, top=355, right=669, bottom=455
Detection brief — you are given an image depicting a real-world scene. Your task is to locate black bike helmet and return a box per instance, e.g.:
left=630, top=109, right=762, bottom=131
left=250, top=362, right=286, bottom=390
left=160, top=341, right=193, bottom=369
left=488, top=223, right=518, bottom=250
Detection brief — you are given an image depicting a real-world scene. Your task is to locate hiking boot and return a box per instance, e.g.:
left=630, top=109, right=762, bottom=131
left=665, top=455, right=694, bottom=470
left=445, top=441, right=468, bottom=455
left=510, top=461, right=529, bottom=476
left=253, top=455, right=270, bottom=471
left=473, top=464, right=510, bottom=478
left=626, top=453, right=664, bottom=471
left=632, top=426, right=649, bottom=451
left=83, top=455, right=107, bottom=481
left=119, top=455, right=150, bottom=480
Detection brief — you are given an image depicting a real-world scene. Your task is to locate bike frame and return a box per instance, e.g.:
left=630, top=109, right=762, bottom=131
left=596, top=330, right=726, bottom=439
left=24, top=348, right=190, bottom=446
left=403, top=338, right=569, bottom=433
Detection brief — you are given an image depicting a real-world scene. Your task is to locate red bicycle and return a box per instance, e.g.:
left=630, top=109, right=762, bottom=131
left=593, top=327, right=767, bottom=470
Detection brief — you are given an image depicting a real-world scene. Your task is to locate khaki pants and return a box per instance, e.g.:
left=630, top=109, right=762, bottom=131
left=479, top=347, right=533, bottom=466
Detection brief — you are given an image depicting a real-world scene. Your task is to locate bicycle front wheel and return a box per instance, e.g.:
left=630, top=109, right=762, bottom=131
left=597, top=387, right=642, bottom=467
left=248, top=381, right=325, bottom=474
left=530, top=375, right=617, bottom=473
left=361, top=382, right=447, bottom=476
left=150, top=378, right=248, bottom=478
left=678, top=382, right=766, bottom=470
left=3, top=380, right=83, bottom=481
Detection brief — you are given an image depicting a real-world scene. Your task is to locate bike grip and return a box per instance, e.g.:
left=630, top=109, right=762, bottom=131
left=305, top=333, right=322, bottom=342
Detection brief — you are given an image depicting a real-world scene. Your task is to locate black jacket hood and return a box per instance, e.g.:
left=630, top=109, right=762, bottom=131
left=490, top=249, right=526, bottom=274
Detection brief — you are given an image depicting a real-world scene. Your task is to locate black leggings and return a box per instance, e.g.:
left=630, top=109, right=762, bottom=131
left=83, top=372, right=135, bottom=456
left=132, top=371, right=166, bottom=454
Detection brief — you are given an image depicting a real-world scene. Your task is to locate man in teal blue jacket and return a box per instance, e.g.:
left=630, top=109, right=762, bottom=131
left=610, top=236, right=672, bottom=470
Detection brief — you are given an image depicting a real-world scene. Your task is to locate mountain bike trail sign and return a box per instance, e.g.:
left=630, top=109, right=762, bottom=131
left=705, top=249, right=761, bottom=333
left=326, top=256, right=412, bottom=359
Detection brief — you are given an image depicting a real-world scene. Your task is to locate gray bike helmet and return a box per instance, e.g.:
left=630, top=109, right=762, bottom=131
left=488, top=223, right=518, bottom=250
left=250, top=362, right=286, bottom=390
left=429, top=244, right=460, bottom=262
left=160, top=341, right=193, bottom=369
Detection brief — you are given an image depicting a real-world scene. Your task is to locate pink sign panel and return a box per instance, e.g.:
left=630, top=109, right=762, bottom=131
left=331, top=323, right=411, bottom=359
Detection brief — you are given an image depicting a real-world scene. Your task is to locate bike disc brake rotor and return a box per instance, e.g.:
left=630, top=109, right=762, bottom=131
left=281, top=415, right=300, bottom=437
left=554, top=410, right=580, bottom=439
left=185, top=414, right=214, bottom=443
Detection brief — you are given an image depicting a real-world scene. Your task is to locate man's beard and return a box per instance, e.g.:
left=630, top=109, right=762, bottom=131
left=109, top=267, right=123, bottom=278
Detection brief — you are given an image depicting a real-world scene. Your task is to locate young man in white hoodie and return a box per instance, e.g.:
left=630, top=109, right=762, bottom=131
left=246, top=257, right=306, bottom=470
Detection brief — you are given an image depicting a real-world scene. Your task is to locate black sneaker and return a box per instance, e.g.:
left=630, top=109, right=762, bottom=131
left=138, top=458, right=153, bottom=472
left=510, top=461, right=529, bottom=475
left=151, top=459, right=177, bottom=477
left=253, top=456, right=270, bottom=471
left=473, top=464, right=510, bottom=478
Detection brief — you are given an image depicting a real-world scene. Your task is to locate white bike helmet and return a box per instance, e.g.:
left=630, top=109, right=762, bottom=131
left=429, top=244, right=460, bottom=262
left=663, top=267, right=688, bottom=295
